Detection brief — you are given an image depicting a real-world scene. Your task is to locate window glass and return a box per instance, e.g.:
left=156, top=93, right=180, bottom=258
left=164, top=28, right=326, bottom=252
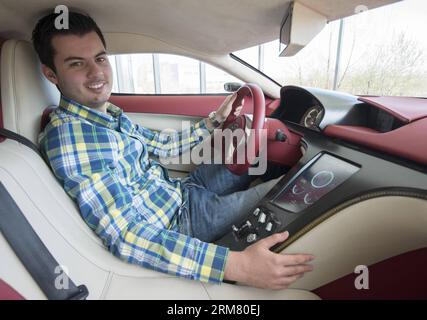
left=158, top=54, right=199, bottom=94
left=233, top=0, right=427, bottom=97
left=205, top=63, right=241, bottom=93
left=110, top=54, right=155, bottom=94
left=131, top=54, right=155, bottom=94
left=109, top=53, right=242, bottom=94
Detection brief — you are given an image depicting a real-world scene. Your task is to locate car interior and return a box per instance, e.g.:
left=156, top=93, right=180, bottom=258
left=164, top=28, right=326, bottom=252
left=1, top=0, right=427, bottom=300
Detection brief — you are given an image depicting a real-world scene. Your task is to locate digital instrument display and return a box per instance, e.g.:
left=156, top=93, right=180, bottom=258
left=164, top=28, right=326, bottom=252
left=272, top=154, right=360, bottom=213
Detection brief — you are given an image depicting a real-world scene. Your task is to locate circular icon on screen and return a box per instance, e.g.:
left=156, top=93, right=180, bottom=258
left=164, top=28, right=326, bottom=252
left=311, top=171, right=334, bottom=188
left=304, top=193, right=315, bottom=205
left=292, top=184, right=305, bottom=195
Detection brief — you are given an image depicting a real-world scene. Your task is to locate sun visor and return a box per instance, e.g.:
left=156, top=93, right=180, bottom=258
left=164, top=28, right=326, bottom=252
left=279, top=2, right=327, bottom=57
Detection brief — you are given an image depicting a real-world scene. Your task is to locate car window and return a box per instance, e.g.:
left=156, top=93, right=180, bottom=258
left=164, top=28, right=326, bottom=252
left=109, top=53, right=241, bottom=94
left=233, top=0, right=427, bottom=97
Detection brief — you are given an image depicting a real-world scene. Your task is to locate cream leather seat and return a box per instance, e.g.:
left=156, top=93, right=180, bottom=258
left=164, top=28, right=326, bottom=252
left=1, top=40, right=60, bottom=144
left=0, top=39, right=320, bottom=300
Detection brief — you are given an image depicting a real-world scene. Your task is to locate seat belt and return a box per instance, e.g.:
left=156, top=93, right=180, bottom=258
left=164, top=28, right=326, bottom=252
left=0, top=128, right=42, bottom=157
left=0, top=183, right=89, bottom=299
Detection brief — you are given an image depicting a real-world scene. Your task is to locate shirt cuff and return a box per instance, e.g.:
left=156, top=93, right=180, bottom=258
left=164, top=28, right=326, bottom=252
left=193, top=242, right=229, bottom=284
left=195, top=118, right=215, bottom=134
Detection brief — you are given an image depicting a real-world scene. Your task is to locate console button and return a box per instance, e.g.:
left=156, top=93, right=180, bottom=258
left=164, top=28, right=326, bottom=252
left=253, top=208, right=260, bottom=216
left=258, top=212, right=267, bottom=224
left=265, top=222, right=273, bottom=232
left=233, top=220, right=253, bottom=239
left=247, top=233, right=257, bottom=243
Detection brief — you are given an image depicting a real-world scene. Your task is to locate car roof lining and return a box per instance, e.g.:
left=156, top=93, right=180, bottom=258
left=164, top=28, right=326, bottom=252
left=0, top=0, right=401, bottom=55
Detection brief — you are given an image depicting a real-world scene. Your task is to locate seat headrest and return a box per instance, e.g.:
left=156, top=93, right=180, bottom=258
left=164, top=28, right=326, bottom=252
left=0, top=40, right=60, bottom=144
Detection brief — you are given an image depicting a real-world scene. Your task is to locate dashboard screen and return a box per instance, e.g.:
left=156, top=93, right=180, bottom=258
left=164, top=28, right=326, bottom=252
left=272, top=154, right=359, bottom=213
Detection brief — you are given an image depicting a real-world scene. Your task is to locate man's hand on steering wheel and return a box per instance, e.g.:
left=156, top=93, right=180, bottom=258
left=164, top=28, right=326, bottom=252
left=216, top=92, right=244, bottom=122
left=206, top=93, right=243, bottom=130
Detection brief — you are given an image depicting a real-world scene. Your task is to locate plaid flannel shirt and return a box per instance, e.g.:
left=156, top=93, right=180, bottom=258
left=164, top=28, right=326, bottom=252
left=39, top=96, right=229, bottom=283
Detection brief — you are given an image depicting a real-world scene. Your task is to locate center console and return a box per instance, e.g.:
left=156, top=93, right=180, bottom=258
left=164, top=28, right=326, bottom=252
left=216, top=151, right=360, bottom=250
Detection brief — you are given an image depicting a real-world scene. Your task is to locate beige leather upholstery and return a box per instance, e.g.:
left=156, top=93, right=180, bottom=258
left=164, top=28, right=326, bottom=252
left=1, top=39, right=60, bottom=144
left=286, top=195, right=427, bottom=290
left=0, top=39, right=319, bottom=299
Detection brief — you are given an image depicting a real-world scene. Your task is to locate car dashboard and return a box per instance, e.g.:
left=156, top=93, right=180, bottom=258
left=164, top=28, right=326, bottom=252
left=216, top=86, right=427, bottom=252
left=270, top=85, right=406, bottom=133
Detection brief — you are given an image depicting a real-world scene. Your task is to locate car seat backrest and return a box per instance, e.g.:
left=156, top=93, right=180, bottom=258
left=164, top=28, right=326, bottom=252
left=0, top=39, right=60, bottom=144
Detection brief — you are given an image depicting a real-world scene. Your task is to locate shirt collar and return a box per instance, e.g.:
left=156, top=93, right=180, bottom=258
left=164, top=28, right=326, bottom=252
left=59, top=96, right=123, bottom=129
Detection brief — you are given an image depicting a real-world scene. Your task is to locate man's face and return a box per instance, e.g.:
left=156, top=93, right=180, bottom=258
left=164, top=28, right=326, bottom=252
left=43, top=31, right=113, bottom=111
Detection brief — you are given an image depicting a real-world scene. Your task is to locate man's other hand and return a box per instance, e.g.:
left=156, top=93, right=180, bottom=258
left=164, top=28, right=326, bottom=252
left=224, top=231, right=314, bottom=290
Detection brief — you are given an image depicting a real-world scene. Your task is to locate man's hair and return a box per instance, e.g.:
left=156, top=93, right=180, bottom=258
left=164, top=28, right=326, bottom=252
left=32, top=11, right=106, bottom=72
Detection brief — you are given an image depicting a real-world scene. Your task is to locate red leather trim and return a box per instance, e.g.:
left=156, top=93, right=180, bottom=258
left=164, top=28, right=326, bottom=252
left=313, top=248, right=427, bottom=300
left=359, top=96, right=427, bottom=123
left=265, top=98, right=280, bottom=116
left=110, top=95, right=239, bottom=117
left=109, top=94, right=275, bottom=118
left=324, top=119, right=427, bottom=166
left=0, top=279, right=25, bottom=300
left=329, top=126, right=379, bottom=134
left=0, top=38, right=7, bottom=143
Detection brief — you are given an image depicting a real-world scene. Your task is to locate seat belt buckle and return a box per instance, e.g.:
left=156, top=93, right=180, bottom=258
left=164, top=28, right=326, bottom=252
left=67, top=285, right=89, bottom=300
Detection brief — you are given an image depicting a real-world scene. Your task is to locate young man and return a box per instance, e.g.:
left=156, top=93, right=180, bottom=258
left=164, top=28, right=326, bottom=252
left=34, top=11, right=314, bottom=290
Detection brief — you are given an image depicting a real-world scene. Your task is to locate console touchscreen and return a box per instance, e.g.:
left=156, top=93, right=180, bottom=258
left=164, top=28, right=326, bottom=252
left=272, top=154, right=359, bottom=213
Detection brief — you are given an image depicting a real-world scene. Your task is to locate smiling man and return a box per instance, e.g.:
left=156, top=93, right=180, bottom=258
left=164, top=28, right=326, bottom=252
left=34, top=10, right=314, bottom=290
left=37, top=22, right=112, bottom=111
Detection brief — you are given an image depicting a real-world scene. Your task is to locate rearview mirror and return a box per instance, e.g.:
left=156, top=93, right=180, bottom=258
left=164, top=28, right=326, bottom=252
left=224, top=82, right=242, bottom=92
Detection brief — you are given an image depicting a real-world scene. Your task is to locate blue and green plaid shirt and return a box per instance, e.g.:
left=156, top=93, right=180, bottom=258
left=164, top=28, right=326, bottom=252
left=39, top=96, right=229, bottom=283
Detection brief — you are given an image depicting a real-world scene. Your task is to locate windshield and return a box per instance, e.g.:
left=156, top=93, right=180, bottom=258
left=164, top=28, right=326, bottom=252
left=232, top=0, right=427, bottom=97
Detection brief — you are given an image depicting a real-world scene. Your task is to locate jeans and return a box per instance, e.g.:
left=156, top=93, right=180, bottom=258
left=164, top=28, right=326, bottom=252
left=177, top=164, right=282, bottom=242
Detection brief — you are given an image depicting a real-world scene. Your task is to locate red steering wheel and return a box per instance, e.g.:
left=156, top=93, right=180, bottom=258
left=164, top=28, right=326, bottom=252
left=221, top=83, right=266, bottom=175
